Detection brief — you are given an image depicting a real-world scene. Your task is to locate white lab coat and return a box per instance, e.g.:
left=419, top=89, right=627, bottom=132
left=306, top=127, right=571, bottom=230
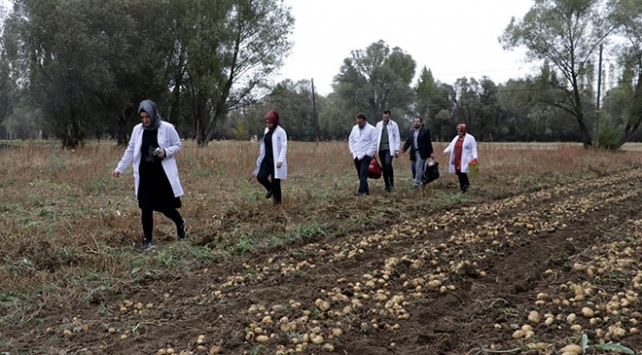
left=115, top=121, right=184, bottom=197
left=375, top=119, right=401, bottom=155
left=349, top=123, right=378, bottom=159
left=253, top=126, right=288, bottom=179
left=443, top=133, right=478, bottom=174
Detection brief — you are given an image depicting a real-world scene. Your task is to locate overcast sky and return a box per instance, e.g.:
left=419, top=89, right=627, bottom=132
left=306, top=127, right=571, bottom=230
left=276, top=0, right=536, bottom=95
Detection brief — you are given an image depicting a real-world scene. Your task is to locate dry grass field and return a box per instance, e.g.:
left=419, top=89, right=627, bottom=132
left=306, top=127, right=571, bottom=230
left=1, top=140, right=642, bottom=354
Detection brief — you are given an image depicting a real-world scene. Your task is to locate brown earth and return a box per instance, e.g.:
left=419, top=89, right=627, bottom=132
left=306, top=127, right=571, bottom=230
left=5, top=168, right=642, bottom=355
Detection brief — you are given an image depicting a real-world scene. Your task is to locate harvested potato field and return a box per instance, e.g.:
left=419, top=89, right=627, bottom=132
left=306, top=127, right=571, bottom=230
left=1, top=141, right=642, bottom=354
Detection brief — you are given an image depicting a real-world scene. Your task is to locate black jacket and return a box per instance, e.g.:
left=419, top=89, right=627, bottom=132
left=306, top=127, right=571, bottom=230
left=402, top=127, right=434, bottom=161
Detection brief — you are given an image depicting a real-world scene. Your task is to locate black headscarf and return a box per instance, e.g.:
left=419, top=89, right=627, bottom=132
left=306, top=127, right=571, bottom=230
left=138, top=99, right=162, bottom=131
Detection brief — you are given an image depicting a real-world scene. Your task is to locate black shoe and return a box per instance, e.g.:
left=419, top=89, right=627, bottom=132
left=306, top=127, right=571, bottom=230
left=177, top=219, right=186, bottom=240
left=140, top=241, right=155, bottom=251
left=265, top=190, right=273, bottom=199
left=461, top=184, right=470, bottom=193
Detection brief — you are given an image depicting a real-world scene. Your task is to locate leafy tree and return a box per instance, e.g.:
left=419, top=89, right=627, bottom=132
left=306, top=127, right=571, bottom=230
left=607, top=0, right=642, bottom=144
left=228, top=79, right=317, bottom=141
left=2, top=0, right=293, bottom=147
left=429, top=83, right=456, bottom=141
left=498, top=79, right=535, bottom=140
left=86, top=0, right=174, bottom=144
left=317, top=92, right=355, bottom=141
left=181, top=0, right=294, bottom=145
left=500, top=0, right=615, bottom=147
left=477, top=77, right=504, bottom=141
left=3, top=0, right=173, bottom=147
left=0, top=28, right=15, bottom=137
left=414, top=66, right=438, bottom=121
left=452, top=77, right=481, bottom=133
left=333, top=40, right=416, bottom=121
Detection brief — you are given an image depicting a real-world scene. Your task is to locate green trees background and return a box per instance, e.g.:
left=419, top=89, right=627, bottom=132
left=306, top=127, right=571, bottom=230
left=0, top=0, right=641, bottom=148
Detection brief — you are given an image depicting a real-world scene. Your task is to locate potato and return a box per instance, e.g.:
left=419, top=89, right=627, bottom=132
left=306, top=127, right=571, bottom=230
left=581, top=307, right=594, bottom=318
left=559, top=344, right=582, bottom=354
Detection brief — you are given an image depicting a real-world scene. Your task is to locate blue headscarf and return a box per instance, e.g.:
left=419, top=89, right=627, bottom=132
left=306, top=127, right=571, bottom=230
left=138, top=99, right=162, bottom=131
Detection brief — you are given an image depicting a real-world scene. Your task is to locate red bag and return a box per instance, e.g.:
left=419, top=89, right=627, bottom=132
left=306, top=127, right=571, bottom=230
left=367, top=158, right=382, bottom=179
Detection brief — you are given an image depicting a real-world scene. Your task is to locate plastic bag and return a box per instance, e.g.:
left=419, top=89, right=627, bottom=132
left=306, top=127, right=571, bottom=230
left=468, top=159, right=479, bottom=177
left=367, top=158, right=382, bottom=179
left=423, top=158, right=439, bottom=184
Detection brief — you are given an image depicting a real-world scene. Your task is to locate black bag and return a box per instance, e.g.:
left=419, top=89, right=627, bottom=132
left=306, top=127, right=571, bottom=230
left=423, top=160, right=440, bottom=185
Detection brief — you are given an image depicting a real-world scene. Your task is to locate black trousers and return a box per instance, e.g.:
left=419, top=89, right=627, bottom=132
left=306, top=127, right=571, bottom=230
left=141, top=207, right=183, bottom=243
left=456, top=170, right=470, bottom=191
left=378, top=150, right=394, bottom=188
left=257, top=160, right=281, bottom=203
left=353, top=156, right=371, bottom=194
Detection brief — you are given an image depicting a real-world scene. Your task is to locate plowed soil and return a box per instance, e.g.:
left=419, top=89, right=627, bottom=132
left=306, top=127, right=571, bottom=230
left=5, top=168, right=642, bottom=354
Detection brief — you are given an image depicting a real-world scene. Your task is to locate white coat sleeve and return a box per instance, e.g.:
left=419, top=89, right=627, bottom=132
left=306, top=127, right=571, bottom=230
left=471, top=136, right=478, bottom=160
left=115, top=127, right=137, bottom=174
left=348, top=127, right=356, bottom=156
left=368, top=127, right=378, bottom=157
left=277, top=129, right=287, bottom=163
left=163, top=124, right=182, bottom=158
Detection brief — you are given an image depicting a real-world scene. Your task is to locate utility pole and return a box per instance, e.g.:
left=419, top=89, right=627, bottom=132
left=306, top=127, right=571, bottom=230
left=595, top=44, right=603, bottom=148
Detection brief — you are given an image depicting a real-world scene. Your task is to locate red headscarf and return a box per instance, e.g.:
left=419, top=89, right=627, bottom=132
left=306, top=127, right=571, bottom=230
left=456, top=123, right=467, bottom=134
left=265, top=110, right=280, bottom=129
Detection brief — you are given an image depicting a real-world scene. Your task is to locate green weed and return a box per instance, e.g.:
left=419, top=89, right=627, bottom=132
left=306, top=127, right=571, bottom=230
left=227, top=237, right=256, bottom=256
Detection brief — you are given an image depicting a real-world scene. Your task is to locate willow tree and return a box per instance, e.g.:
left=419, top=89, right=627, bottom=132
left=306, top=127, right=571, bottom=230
left=172, top=0, right=294, bottom=145
left=3, top=0, right=173, bottom=147
left=500, top=0, right=615, bottom=148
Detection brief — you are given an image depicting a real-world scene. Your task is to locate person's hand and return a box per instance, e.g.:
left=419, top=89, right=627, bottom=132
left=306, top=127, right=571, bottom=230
left=156, top=149, right=166, bottom=159
left=112, top=170, right=120, bottom=178
left=394, top=150, right=399, bottom=158
left=276, top=161, right=283, bottom=168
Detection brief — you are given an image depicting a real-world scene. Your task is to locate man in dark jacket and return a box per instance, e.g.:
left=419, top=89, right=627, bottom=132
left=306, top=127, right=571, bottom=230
left=401, top=116, right=434, bottom=189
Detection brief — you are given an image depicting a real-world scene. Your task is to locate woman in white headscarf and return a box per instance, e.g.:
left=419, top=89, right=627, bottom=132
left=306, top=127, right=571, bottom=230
left=112, top=99, right=186, bottom=251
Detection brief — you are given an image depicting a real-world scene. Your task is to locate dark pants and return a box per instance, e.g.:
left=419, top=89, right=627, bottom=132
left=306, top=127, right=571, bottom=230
left=353, top=155, right=372, bottom=194
left=257, top=164, right=281, bottom=203
left=378, top=150, right=395, bottom=188
left=142, top=207, right=183, bottom=243
left=456, top=170, right=470, bottom=191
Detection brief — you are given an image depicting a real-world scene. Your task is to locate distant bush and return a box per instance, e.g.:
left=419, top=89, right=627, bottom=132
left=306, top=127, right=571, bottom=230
left=598, top=126, right=624, bottom=151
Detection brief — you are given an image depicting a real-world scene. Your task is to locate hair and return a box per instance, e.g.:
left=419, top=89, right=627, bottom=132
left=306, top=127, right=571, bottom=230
left=265, top=110, right=280, bottom=127
left=383, top=109, right=391, bottom=115
left=414, top=116, right=423, bottom=123
left=355, top=112, right=367, bottom=121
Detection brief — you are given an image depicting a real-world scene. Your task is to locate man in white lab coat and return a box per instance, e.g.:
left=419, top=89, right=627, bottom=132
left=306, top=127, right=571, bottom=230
left=349, top=112, right=378, bottom=196
left=376, top=109, right=400, bottom=192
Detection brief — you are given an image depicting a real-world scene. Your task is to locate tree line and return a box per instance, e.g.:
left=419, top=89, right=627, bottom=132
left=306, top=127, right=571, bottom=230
left=0, top=0, right=641, bottom=149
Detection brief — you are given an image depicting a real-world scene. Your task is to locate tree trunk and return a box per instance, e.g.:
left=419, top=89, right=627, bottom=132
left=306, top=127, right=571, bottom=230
left=576, top=112, right=592, bottom=148
left=116, top=111, right=128, bottom=146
